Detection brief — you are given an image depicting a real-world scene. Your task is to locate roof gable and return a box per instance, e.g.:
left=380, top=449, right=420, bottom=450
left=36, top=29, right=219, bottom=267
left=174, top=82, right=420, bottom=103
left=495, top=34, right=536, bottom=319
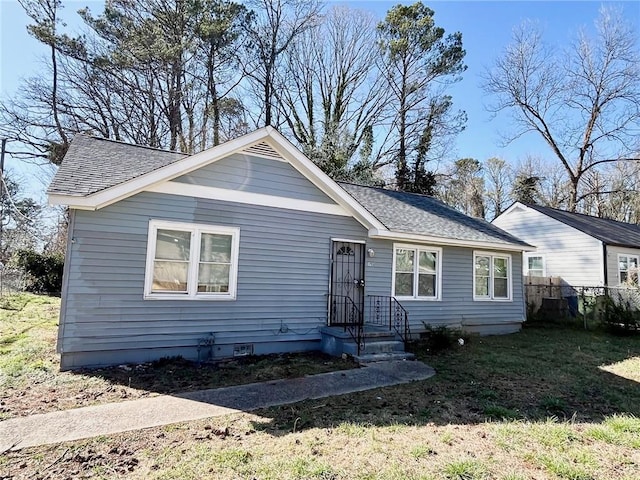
left=499, top=202, right=640, bottom=248
left=48, top=128, right=386, bottom=230
left=48, top=128, right=530, bottom=251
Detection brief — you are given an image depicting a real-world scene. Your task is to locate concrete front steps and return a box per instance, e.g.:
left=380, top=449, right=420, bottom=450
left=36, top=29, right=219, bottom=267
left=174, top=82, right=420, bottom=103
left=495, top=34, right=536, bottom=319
left=320, top=325, right=415, bottom=364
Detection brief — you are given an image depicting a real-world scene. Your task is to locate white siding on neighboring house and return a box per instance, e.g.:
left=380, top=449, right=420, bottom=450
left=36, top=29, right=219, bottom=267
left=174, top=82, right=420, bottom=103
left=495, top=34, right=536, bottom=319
left=605, top=245, right=640, bottom=287
left=493, top=205, right=603, bottom=286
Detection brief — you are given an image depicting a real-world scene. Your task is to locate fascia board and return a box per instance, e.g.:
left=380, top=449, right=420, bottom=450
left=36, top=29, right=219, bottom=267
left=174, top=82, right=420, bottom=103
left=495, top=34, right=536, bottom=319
left=48, top=128, right=273, bottom=210
left=368, top=228, right=536, bottom=252
left=263, top=128, right=386, bottom=231
left=48, top=127, right=386, bottom=233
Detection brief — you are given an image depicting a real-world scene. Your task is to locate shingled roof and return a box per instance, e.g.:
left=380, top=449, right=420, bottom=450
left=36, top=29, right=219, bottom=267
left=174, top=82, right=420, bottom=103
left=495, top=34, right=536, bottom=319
left=339, top=182, right=529, bottom=247
left=49, top=133, right=530, bottom=249
left=48, top=135, right=187, bottom=196
left=524, top=203, right=640, bottom=248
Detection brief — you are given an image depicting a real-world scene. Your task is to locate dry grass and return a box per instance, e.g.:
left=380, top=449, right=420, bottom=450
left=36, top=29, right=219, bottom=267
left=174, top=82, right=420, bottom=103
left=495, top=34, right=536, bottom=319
left=1, top=294, right=639, bottom=479
left=3, top=412, right=639, bottom=479
left=0, top=293, right=355, bottom=419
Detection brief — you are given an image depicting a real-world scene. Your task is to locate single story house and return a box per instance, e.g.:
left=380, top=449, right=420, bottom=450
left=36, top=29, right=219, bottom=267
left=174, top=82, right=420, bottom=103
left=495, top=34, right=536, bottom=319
left=493, top=202, right=640, bottom=287
left=49, top=127, right=531, bottom=369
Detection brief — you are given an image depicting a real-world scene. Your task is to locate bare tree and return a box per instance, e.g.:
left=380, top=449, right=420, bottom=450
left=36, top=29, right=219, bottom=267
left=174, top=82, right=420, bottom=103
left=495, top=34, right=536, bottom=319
left=509, top=156, right=569, bottom=208
left=437, top=158, right=485, bottom=218
left=484, top=157, right=511, bottom=220
left=278, top=6, right=389, bottom=180
left=0, top=0, right=70, bottom=164
left=583, top=160, right=640, bottom=222
left=242, top=0, right=323, bottom=128
left=1, top=0, right=251, bottom=163
left=484, top=6, right=640, bottom=211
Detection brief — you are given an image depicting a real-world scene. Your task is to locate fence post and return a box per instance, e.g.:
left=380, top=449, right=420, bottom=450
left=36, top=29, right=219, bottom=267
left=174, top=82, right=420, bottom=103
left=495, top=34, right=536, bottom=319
left=581, top=286, right=587, bottom=330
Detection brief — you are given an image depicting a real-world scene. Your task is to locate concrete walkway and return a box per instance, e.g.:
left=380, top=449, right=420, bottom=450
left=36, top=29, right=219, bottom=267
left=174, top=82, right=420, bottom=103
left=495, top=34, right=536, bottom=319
left=0, top=360, right=434, bottom=452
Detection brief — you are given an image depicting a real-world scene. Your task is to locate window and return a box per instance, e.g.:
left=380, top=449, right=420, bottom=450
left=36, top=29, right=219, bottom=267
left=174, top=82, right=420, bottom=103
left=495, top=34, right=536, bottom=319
left=618, top=254, right=639, bottom=285
left=524, top=254, right=545, bottom=277
left=474, top=252, right=511, bottom=301
left=144, top=220, right=239, bottom=300
left=392, top=245, right=441, bottom=300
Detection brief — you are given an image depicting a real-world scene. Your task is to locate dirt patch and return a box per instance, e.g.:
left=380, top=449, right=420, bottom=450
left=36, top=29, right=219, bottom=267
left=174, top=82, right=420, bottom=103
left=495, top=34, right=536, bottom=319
left=1, top=352, right=356, bottom=419
left=0, top=293, right=357, bottom=419
left=2, top=411, right=639, bottom=479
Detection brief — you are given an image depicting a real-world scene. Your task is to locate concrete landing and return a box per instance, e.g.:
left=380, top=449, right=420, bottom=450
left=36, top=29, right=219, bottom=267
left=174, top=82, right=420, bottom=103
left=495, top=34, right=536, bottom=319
left=0, top=360, right=435, bottom=452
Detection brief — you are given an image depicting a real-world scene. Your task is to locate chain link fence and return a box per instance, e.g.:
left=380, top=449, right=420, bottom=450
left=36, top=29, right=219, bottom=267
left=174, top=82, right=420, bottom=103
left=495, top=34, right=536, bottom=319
left=0, top=266, right=26, bottom=296
left=525, top=281, right=640, bottom=332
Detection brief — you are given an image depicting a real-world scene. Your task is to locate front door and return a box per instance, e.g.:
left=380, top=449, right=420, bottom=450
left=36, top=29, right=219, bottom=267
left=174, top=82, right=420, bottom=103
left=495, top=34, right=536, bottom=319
left=329, top=241, right=365, bottom=326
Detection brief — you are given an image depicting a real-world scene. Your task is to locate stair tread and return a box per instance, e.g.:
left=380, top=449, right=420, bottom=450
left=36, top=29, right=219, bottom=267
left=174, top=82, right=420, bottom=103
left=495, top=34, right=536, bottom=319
left=354, top=352, right=416, bottom=363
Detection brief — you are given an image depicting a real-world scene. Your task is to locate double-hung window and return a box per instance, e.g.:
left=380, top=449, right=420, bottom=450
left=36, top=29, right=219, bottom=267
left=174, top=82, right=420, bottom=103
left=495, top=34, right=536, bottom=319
left=474, top=252, right=511, bottom=301
left=524, top=253, right=545, bottom=277
left=144, top=220, right=240, bottom=300
left=618, top=254, right=639, bottom=285
left=393, top=245, right=441, bottom=300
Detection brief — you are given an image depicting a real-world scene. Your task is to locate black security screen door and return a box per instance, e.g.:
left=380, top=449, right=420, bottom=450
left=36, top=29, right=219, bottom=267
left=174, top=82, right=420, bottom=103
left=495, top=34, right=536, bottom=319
left=329, top=241, right=365, bottom=326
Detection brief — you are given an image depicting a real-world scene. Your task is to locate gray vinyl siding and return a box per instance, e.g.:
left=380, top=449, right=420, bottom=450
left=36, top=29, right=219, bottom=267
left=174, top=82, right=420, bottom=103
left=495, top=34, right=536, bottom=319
left=173, top=153, right=336, bottom=204
left=59, top=191, right=367, bottom=368
left=493, top=207, right=603, bottom=286
left=363, top=239, right=525, bottom=334
left=605, top=245, right=640, bottom=286
left=61, top=189, right=524, bottom=368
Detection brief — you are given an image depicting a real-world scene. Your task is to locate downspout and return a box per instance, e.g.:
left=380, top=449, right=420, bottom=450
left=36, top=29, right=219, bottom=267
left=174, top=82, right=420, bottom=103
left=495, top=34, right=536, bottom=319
left=602, top=242, right=608, bottom=286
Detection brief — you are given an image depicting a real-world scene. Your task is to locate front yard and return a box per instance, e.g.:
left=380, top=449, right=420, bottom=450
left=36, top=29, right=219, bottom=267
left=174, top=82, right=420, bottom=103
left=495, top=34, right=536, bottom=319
left=1, top=293, right=639, bottom=479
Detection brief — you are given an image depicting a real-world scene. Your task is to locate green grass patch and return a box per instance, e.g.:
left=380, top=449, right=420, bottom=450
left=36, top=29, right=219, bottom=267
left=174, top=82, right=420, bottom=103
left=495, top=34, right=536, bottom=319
left=442, top=459, right=488, bottom=480
left=1, top=301, right=639, bottom=479
left=288, top=456, right=336, bottom=478
left=335, top=421, right=371, bottom=437
left=529, top=419, right=580, bottom=448
left=585, top=414, right=640, bottom=448
left=537, top=452, right=598, bottom=480
left=412, top=325, right=640, bottom=422
left=409, top=444, right=437, bottom=459
left=482, top=404, right=519, bottom=420
left=0, top=293, right=60, bottom=388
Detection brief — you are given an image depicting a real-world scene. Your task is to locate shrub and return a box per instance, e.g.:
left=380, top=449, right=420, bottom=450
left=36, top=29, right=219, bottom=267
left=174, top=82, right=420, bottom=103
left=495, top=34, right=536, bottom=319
left=419, top=324, right=470, bottom=353
left=16, top=250, right=64, bottom=296
left=598, top=292, right=639, bottom=334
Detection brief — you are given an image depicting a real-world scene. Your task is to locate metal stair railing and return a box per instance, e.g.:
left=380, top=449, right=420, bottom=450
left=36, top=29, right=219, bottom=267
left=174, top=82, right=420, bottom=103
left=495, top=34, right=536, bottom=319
left=327, top=294, right=364, bottom=355
left=366, top=295, right=411, bottom=343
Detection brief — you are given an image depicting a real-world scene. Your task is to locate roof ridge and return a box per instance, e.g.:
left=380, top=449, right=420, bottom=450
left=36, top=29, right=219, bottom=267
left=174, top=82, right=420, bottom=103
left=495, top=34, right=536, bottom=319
left=527, top=203, right=640, bottom=228
left=337, top=180, right=439, bottom=200
left=75, top=133, right=188, bottom=156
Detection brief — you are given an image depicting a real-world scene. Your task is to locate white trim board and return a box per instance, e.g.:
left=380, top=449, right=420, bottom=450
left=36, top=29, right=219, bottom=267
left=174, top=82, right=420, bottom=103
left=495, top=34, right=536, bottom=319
left=472, top=251, right=513, bottom=302
left=369, top=229, right=534, bottom=252
left=48, top=127, right=387, bottom=232
left=146, top=182, right=351, bottom=217
left=391, top=243, right=443, bottom=301
left=144, top=219, right=240, bottom=301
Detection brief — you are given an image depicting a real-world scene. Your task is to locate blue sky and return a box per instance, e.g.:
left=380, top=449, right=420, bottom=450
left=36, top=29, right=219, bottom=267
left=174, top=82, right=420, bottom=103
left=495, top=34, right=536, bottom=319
left=1, top=0, right=639, bottom=201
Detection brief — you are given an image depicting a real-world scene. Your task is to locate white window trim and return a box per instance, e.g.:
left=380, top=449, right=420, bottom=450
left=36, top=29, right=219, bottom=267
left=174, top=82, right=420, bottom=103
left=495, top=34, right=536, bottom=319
left=392, top=243, right=442, bottom=301
left=617, top=253, right=640, bottom=286
left=144, top=219, right=240, bottom=300
left=524, top=253, right=546, bottom=277
left=473, top=251, right=513, bottom=302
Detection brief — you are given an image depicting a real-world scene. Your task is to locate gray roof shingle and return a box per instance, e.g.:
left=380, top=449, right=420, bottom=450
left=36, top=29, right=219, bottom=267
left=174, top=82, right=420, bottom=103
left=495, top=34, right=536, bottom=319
left=48, top=135, right=528, bottom=248
left=525, top=204, right=640, bottom=248
left=47, top=135, right=187, bottom=196
left=338, top=182, right=529, bottom=247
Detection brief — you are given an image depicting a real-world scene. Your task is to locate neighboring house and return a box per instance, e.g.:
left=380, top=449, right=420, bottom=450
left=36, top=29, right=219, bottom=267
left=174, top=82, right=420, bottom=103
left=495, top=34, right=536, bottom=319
left=49, top=127, right=531, bottom=369
left=493, top=202, right=640, bottom=287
